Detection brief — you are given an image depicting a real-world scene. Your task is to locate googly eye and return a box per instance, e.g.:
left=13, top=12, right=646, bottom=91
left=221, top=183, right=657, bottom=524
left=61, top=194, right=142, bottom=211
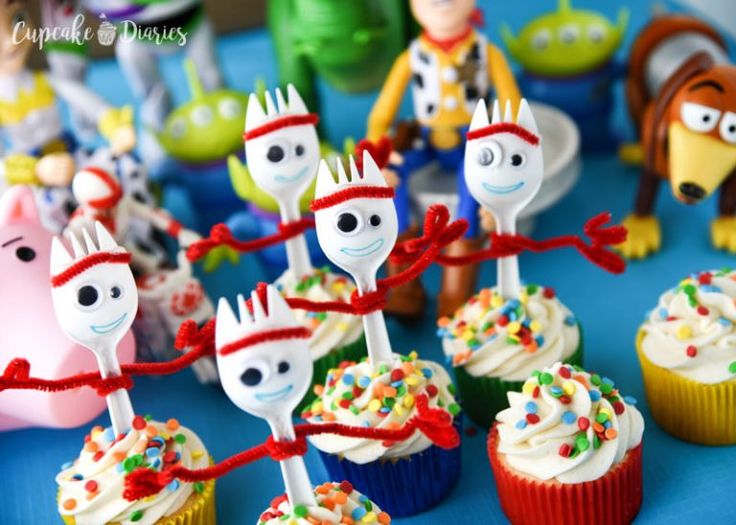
left=588, top=24, right=606, bottom=43
left=277, top=361, right=290, bottom=374
left=510, top=152, right=526, bottom=168
left=219, top=98, right=242, bottom=119
left=334, top=209, right=364, bottom=237
left=191, top=106, right=213, bottom=127
left=478, top=147, right=494, bottom=166
left=532, top=29, right=551, bottom=50
left=240, top=360, right=270, bottom=387
left=720, top=112, right=736, bottom=144
left=368, top=214, right=381, bottom=228
left=266, top=141, right=289, bottom=164
left=15, top=246, right=35, bottom=262
left=109, top=285, right=123, bottom=300
left=169, top=117, right=187, bottom=139
left=681, top=102, right=721, bottom=133
left=75, top=283, right=103, bottom=311
left=476, top=141, right=502, bottom=168
left=295, top=144, right=305, bottom=157
left=559, top=24, right=579, bottom=45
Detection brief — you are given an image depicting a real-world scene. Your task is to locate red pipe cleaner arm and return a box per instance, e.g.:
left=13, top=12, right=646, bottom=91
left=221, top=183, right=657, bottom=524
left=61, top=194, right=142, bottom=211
left=0, top=358, right=131, bottom=396
left=186, top=219, right=315, bottom=262
left=123, top=395, right=458, bottom=501
left=392, top=212, right=628, bottom=275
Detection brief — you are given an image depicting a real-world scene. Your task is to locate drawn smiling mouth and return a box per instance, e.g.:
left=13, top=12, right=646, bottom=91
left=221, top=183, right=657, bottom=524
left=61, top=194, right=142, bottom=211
left=90, top=313, right=127, bottom=334
left=483, top=181, right=525, bottom=195
left=274, top=166, right=309, bottom=184
left=340, top=238, right=384, bottom=257
left=255, top=384, right=293, bottom=402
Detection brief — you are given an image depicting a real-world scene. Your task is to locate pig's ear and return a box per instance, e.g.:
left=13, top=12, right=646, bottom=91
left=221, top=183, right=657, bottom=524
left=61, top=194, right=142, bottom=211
left=0, top=186, right=40, bottom=225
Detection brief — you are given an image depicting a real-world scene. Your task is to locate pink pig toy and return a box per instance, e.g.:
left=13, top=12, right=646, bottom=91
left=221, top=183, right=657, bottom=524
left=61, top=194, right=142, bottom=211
left=0, top=185, right=136, bottom=431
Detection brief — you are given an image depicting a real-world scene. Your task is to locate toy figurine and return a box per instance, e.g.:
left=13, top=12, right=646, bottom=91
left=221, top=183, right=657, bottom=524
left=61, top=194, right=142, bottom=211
left=366, top=0, right=521, bottom=319
left=501, top=0, right=628, bottom=151
left=0, top=1, right=135, bottom=231
left=43, top=0, right=222, bottom=133
left=267, top=0, right=410, bottom=121
left=153, top=61, right=248, bottom=233
left=0, top=186, right=135, bottom=431
left=50, top=222, right=139, bottom=435
left=617, top=15, right=736, bottom=259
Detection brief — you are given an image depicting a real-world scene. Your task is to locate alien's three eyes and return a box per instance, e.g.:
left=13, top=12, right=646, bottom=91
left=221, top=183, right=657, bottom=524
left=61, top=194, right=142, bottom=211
left=240, top=360, right=290, bottom=387
left=265, top=142, right=306, bottom=164
left=681, top=103, right=736, bottom=144
left=168, top=98, right=243, bottom=138
left=75, top=283, right=124, bottom=312
left=532, top=24, right=608, bottom=50
left=334, top=209, right=382, bottom=236
left=476, top=143, right=527, bottom=169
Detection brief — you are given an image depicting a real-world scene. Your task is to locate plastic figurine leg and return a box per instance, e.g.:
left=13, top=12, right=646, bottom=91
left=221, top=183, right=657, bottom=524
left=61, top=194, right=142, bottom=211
left=437, top=162, right=483, bottom=318
left=384, top=145, right=433, bottom=319
left=618, top=171, right=662, bottom=259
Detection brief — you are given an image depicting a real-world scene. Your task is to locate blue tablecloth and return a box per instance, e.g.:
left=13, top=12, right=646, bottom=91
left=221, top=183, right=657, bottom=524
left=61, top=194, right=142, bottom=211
left=3, top=2, right=736, bottom=523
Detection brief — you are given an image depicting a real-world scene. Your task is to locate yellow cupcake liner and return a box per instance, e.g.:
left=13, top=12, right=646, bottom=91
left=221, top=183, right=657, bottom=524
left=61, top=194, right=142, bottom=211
left=59, top=478, right=216, bottom=525
left=636, top=330, right=736, bottom=445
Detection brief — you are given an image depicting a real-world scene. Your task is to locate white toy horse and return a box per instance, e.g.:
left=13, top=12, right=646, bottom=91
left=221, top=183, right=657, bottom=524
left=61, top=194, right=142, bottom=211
left=464, top=98, right=544, bottom=299
left=215, top=285, right=316, bottom=507
left=312, top=151, right=399, bottom=366
left=50, top=222, right=138, bottom=436
left=244, top=85, right=321, bottom=279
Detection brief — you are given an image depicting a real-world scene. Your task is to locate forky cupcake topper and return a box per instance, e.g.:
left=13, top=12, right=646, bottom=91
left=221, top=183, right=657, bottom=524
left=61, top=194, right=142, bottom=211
left=49, top=223, right=138, bottom=436
left=121, top=283, right=460, bottom=504
left=186, top=84, right=320, bottom=278
left=393, top=98, right=629, bottom=298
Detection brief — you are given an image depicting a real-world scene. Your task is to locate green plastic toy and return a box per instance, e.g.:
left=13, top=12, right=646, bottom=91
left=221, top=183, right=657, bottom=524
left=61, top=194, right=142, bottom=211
left=155, top=60, right=249, bottom=164
left=501, top=0, right=628, bottom=77
left=267, top=0, right=410, bottom=114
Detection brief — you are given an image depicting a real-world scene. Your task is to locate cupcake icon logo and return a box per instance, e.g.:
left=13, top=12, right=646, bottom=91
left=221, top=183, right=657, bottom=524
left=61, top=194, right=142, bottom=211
left=97, top=14, right=117, bottom=46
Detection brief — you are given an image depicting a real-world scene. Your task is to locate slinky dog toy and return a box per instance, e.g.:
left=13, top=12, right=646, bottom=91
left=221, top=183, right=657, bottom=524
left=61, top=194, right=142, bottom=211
left=618, top=15, right=736, bottom=258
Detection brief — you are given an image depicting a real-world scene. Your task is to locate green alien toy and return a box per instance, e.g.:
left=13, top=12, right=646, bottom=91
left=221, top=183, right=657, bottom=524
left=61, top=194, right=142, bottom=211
left=153, top=60, right=249, bottom=231
left=501, top=0, right=628, bottom=77
left=267, top=0, right=411, bottom=116
left=501, top=0, right=629, bottom=150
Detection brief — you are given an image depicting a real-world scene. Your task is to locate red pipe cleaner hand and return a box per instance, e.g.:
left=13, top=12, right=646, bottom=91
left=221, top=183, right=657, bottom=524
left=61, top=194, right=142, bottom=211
left=186, top=218, right=315, bottom=262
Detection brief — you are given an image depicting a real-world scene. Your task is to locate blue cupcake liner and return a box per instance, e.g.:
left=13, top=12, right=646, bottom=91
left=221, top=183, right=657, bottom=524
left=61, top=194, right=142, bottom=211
left=317, top=416, right=462, bottom=518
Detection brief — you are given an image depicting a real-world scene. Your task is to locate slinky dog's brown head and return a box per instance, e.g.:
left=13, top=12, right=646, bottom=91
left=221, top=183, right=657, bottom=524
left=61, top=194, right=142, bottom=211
left=667, top=66, right=736, bottom=204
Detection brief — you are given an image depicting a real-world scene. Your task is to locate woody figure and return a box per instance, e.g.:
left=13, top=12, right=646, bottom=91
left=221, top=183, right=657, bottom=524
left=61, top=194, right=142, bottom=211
left=367, top=0, right=520, bottom=319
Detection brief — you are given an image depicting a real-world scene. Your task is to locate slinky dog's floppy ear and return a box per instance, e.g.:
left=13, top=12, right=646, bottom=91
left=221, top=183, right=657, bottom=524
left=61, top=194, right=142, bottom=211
left=646, top=51, right=715, bottom=174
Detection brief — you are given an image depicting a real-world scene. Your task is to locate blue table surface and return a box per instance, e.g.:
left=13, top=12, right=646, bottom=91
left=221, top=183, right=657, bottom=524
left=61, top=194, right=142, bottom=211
left=3, top=1, right=736, bottom=523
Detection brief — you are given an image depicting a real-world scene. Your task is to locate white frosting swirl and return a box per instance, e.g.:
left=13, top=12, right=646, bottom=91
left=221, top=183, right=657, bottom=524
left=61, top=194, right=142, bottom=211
left=496, top=362, right=644, bottom=484
left=440, top=286, right=580, bottom=381
left=641, top=270, right=736, bottom=384
left=306, top=353, right=459, bottom=463
left=57, top=419, right=209, bottom=525
left=257, top=481, right=389, bottom=524
left=275, top=268, right=363, bottom=360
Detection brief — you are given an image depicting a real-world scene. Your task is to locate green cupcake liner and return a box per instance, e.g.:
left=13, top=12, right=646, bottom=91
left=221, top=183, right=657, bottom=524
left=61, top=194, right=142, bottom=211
left=454, top=325, right=584, bottom=430
left=296, top=333, right=368, bottom=414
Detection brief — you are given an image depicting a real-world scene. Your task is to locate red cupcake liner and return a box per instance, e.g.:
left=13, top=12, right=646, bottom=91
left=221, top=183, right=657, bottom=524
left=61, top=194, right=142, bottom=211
left=487, top=425, right=643, bottom=525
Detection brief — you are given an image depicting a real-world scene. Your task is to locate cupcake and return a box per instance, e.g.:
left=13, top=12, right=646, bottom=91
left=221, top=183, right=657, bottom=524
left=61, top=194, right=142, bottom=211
left=302, top=352, right=462, bottom=517
left=258, top=481, right=391, bottom=525
left=439, top=285, right=582, bottom=429
left=488, top=362, right=644, bottom=525
left=274, top=267, right=366, bottom=410
left=57, top=416, right=214, bottom=525
left=637, top=269, right=736, bottom=444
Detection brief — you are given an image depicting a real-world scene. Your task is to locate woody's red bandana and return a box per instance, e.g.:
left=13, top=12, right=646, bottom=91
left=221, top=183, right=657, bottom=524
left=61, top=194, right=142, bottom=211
left=51, top=252, right=132, bottom=288
left=217, top=326, right=312, bottom=356
left=310, top=186, right=395, bottom=212
left=466, top=122, right=540, bottom=145
left=243, top=114, right=320, bottom=141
